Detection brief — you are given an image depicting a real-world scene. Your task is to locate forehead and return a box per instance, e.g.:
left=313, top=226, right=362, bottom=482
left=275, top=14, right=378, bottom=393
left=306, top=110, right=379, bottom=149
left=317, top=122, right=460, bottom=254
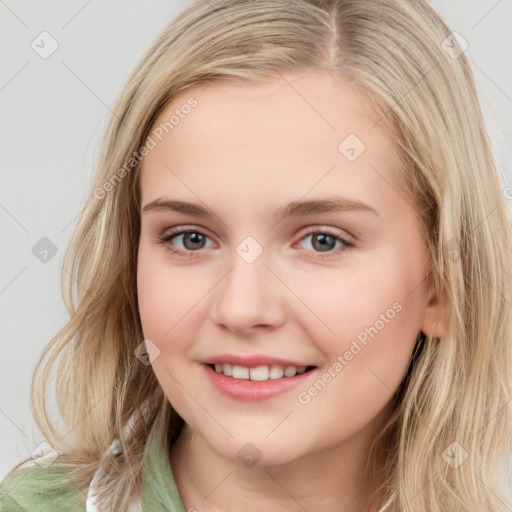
left=139, top=70, right=409, bottom=219
left=150, top=70, right=383, bottom=150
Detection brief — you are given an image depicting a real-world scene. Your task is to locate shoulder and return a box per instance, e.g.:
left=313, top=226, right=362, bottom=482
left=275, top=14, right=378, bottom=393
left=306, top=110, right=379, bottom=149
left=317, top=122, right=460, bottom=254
left=0, top=453, right=86, bottom=512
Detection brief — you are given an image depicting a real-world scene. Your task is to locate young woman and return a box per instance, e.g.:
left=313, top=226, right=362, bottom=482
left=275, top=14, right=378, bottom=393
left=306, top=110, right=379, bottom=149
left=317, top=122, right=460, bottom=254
left=1, top=1, right=511, bottom=511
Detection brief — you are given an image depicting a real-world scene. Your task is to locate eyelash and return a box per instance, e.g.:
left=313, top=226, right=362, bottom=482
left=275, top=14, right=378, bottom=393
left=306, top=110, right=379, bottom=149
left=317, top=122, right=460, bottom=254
left=156, top=226, right=354, bottom=260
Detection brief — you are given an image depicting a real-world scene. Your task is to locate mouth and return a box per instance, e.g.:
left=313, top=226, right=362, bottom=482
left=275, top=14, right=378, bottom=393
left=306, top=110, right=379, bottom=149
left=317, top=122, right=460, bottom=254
left=203, top=361, right=318, bottom=401
left=206, top=363, right=317, bottom=381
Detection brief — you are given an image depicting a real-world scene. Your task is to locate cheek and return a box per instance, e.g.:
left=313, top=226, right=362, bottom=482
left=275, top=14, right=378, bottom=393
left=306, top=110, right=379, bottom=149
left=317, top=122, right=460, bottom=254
left=137, top=245, right=178, bottom=342
left=291, top=251, right=424, bottom=390
left=136, top=247, right=209, bottom=406
left=290, top=278, right=422, bottom=444
left=289, top=253, right=422, bottom=342
left=136, top=244, right=213, bottom=352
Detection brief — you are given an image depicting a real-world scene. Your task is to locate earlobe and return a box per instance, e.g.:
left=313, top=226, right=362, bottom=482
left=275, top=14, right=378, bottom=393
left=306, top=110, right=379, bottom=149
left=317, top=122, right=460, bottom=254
left=421, top=319, right=447, bottom=338
left=420, top=287, right=450, bottom=338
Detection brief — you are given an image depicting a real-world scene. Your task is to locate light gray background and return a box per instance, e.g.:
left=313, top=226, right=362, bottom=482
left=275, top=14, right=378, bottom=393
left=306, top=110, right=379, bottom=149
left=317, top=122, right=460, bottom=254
left=1, top=0, right=511, bottom=480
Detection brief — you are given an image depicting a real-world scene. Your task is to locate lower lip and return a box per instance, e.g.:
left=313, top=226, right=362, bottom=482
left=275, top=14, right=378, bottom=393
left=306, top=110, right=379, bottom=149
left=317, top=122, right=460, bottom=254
left=202, top=363, right=315, bottom=401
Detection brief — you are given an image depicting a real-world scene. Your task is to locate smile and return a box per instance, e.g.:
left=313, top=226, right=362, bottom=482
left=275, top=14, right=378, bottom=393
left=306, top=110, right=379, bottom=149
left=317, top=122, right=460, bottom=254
left=210, top=363, right=314, bottom=380
left=203, top=363, right=317, bottom=401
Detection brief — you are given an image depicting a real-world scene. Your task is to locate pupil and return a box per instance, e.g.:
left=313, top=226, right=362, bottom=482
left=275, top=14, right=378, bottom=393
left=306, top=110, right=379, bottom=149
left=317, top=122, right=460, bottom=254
left=184, top=232, right=204, bottom=249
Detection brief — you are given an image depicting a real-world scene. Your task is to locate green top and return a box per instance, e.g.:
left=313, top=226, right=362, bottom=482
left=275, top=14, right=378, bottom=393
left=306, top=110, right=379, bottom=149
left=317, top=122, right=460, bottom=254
left=0, top=421, right=187, bottom=512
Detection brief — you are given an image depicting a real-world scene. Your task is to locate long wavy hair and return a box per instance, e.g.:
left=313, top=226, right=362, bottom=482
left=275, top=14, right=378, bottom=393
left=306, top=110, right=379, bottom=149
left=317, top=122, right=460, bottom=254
left=5, top=0, right=512, bottom=510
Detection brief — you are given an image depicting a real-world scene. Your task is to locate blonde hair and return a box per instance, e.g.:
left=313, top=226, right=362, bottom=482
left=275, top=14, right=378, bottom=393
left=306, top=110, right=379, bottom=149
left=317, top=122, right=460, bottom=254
left=6, top=0, right=512, bottom=510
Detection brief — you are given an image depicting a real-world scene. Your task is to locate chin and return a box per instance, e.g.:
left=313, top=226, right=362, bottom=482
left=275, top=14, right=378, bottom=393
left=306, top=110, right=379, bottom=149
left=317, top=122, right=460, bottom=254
left=207, top=433, right=308, bottom=468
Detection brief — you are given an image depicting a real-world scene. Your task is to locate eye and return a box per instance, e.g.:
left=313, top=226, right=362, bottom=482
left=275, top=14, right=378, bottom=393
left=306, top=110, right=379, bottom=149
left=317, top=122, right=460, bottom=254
left=295, top=227, right=354, bottom=258
left=157, top=227, right=214, bottom=258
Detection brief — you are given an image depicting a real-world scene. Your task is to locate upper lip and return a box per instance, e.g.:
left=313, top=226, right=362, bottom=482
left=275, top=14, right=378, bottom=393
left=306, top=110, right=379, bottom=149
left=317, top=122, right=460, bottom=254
left=201, top=354, right=315, bottom=368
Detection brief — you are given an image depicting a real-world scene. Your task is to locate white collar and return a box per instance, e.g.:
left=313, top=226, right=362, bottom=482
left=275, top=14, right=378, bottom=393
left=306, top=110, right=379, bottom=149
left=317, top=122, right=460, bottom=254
left=86, top=438, right=143, bottom=512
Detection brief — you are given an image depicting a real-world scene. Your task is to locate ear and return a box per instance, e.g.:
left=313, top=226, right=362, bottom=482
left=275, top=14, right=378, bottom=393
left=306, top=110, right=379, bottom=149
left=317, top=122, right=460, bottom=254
left=420, top=276, right=449, bottom=338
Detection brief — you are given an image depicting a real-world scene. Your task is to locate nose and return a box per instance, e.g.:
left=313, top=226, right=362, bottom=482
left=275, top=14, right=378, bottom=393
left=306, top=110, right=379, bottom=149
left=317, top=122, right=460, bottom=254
left=209, top=247, right=286, bottom=334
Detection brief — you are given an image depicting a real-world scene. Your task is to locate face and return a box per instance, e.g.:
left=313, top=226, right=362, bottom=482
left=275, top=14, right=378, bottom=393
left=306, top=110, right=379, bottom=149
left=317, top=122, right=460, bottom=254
left=137, top=70, right=445, bottom=466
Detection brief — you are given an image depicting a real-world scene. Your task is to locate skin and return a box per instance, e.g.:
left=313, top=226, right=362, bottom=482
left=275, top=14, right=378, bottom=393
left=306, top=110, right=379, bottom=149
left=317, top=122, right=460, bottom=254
left=137, top=70, right=447, bottom=512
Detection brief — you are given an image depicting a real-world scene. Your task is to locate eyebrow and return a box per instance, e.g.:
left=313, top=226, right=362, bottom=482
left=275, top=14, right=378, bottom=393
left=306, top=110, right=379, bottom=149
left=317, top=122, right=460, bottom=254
left=141, top=196, right=379, bottom=219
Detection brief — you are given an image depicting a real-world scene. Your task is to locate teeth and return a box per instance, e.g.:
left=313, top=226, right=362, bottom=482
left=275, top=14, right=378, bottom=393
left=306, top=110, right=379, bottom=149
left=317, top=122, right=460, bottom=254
left=284, top=366, right=297, bottom=377
left=212, top=363, right=310, bottom=380
left=232, top=366, right=249, bottom=379
left=269, top=365, right=284, bottom=379
left=250, top=365, right=270, bottom=381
